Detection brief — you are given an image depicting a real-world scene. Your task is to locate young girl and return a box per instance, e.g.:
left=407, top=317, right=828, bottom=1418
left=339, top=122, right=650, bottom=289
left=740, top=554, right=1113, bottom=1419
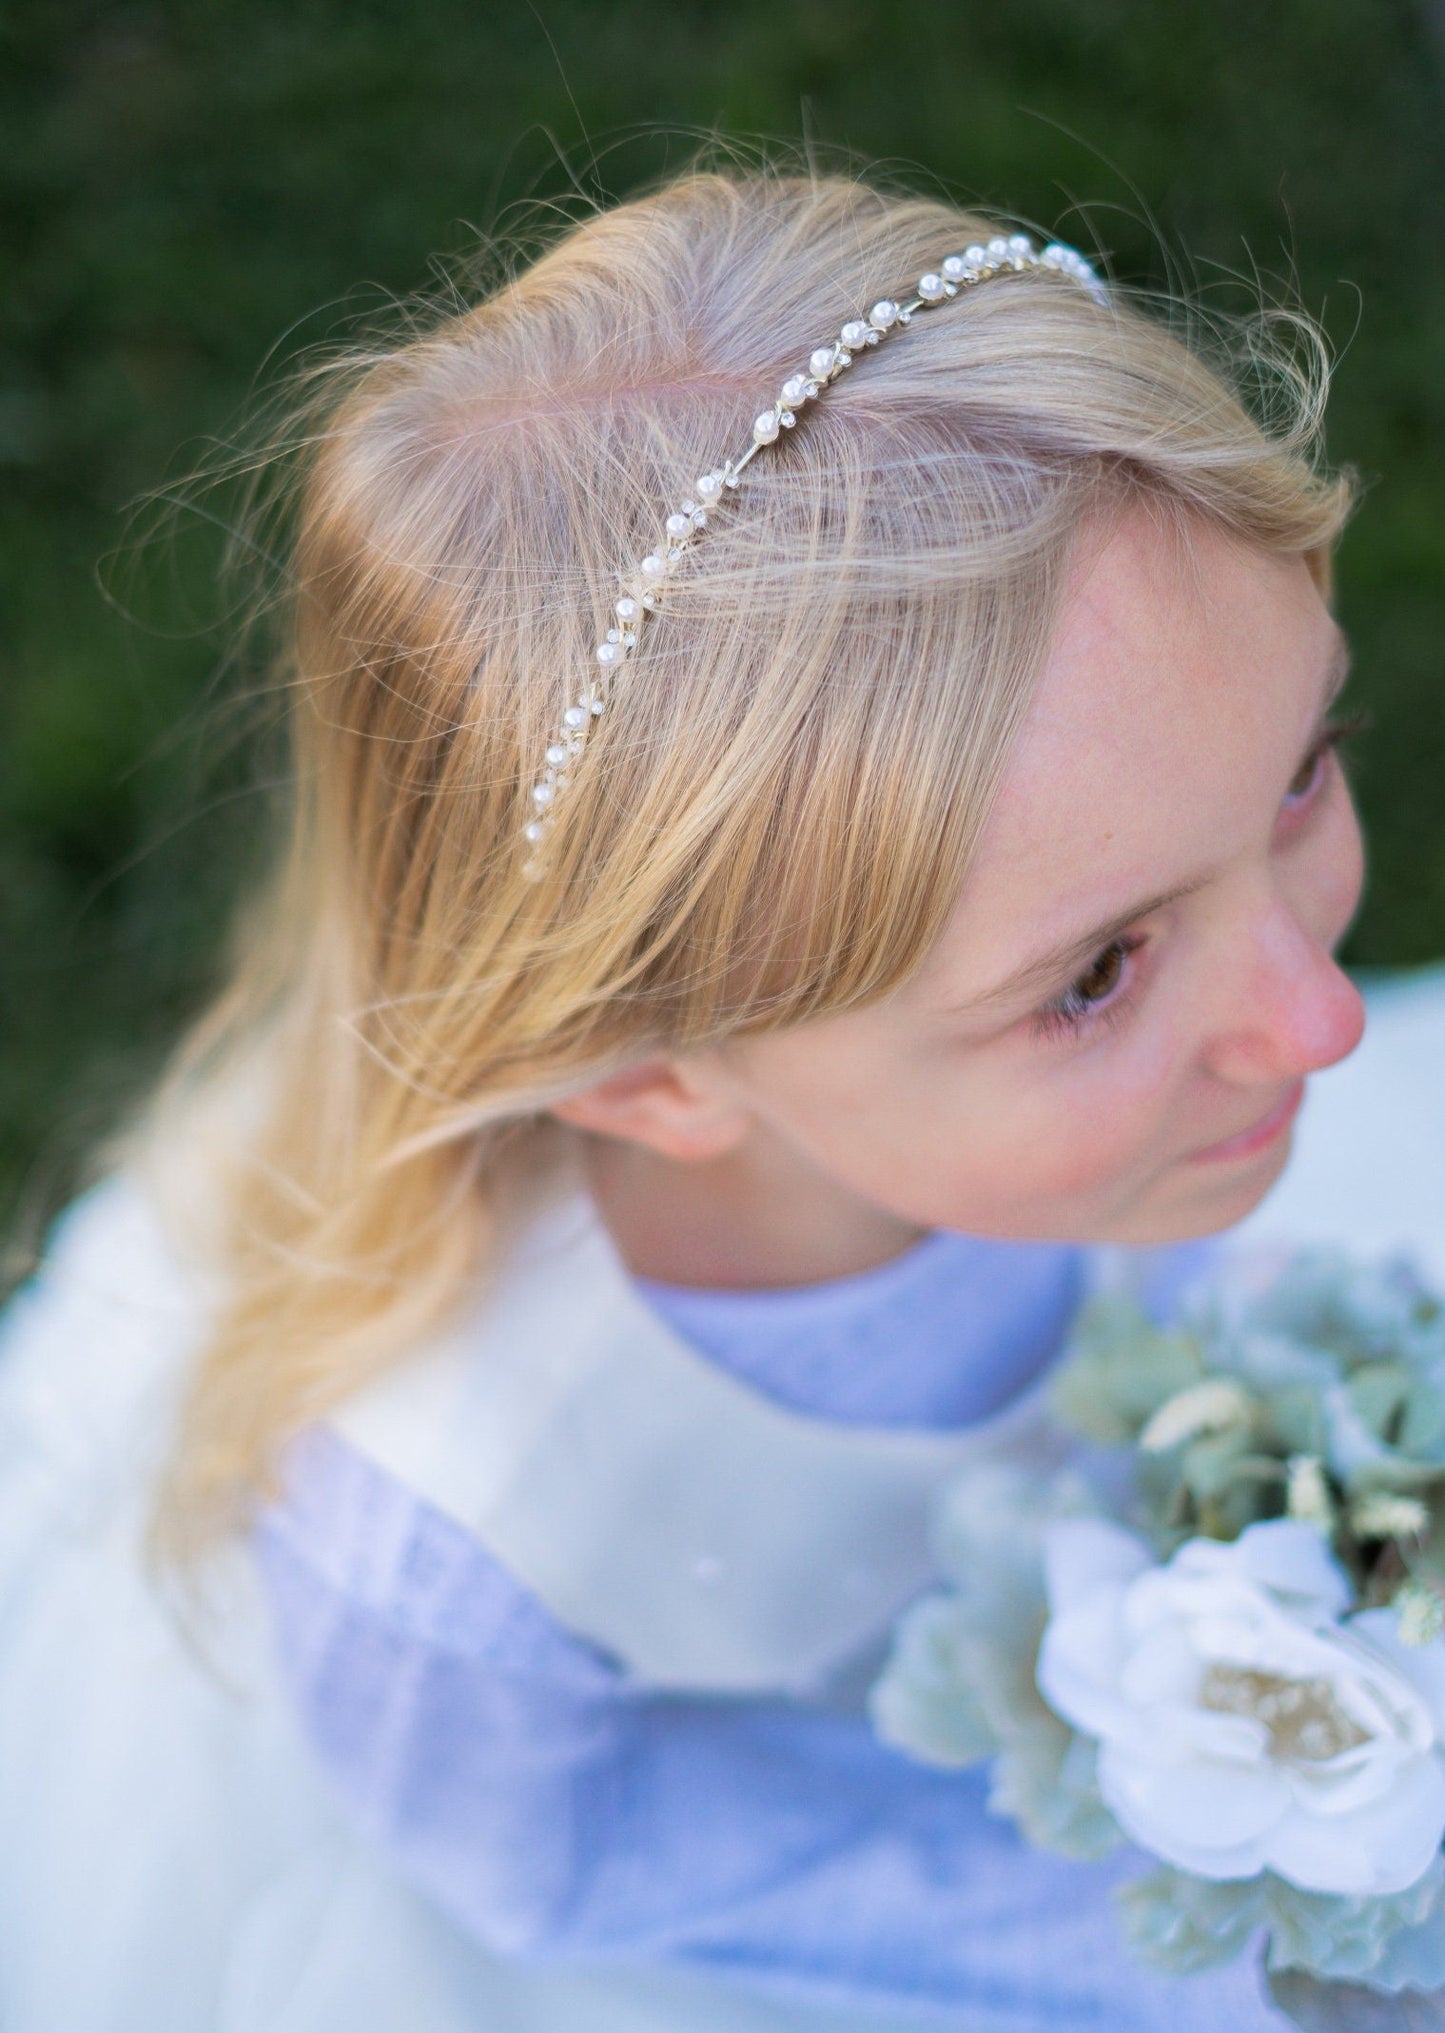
left=4, top=162, right=1445, bottom=2033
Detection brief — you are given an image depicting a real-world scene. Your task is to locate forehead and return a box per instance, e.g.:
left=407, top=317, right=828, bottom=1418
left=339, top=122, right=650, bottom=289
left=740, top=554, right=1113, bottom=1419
left=918, top=505, right=1336, bottom=1000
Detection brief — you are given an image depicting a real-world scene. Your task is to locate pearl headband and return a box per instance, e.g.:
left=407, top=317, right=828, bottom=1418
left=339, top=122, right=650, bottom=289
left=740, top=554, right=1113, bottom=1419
left=519, top=231, right=1108, bottom=880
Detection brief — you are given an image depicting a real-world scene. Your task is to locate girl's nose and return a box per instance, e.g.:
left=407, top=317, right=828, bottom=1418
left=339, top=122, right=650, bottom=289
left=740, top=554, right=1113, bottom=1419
left=1200, top=902, right=1366, bottom=1088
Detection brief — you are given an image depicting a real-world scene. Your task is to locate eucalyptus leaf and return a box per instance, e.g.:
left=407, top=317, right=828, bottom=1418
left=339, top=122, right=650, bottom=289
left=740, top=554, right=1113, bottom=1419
left=1267, top=1968, right=1445, bottom=2030
left=1402, top=1382, right=1445, bottom=1459
left=1269, top=1384, right=1330, bottom=1458
left=1116, top=1866, right=1265, bottom=1974
left=1050, top=1298, right=1202, bottom=1443
left=868, top=1595, right=997, bottom=1767
left=1351, top=1363, right=1416, bottom=1443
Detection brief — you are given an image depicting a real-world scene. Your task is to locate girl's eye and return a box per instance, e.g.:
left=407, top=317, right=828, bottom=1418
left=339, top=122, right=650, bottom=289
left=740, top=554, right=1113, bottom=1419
left=1031, top=934, right=1144, bottom=1044
left=1282, top=709, right=1372, bottom=808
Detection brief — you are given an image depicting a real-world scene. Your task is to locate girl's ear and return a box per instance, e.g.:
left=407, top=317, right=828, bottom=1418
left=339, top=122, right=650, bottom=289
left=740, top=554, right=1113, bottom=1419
left=547, top=1056, right=752, bottom=1162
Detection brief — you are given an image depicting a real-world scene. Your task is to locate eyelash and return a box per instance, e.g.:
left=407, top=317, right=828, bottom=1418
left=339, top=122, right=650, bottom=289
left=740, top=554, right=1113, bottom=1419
left=1031, top=934, right=1147, bottom=1044
left=1030, top=709, right=1371, bottom=1046
left=1282, top=706, right=1371, bottom=805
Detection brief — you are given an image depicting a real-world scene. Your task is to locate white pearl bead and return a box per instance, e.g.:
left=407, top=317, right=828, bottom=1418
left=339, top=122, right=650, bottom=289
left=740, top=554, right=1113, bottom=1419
left=563, top=705, right=588, bottom=729
left=963, top=244, right=986, bottom=269
left=781, top=373, right=812, bottom=407
left=1007, top=233, right=1033, bottom=257
left=546, top=743, right=567, bottom=765
left=1041, top=243, right=1066, bottom=267
left=665, top=512, right=691, bottom=541
left=868, top=298, right=898, bottom=330
left=941, top=254, right=967, bottom=281
left=523, top=820, right=544, bottom=842
left=809, top=346, right=836, bottom=378
left=696, top=472, right=724, bottom=502
left=840, top=319, right=870, bottom=350
left=752, top=409, right=780, bottom=444
left=615, top=595, right=638, bottom=623
left=917, top=272, right=946, bottom=302
left=640, top=553, right=666, bottom=581
left=531, top=783, right=554, bottom=806
left=595, top=640, right=623, bottom=667
left=986, top=236, right=1010, bottom=262
left=590, top=698, right=605, bottom=715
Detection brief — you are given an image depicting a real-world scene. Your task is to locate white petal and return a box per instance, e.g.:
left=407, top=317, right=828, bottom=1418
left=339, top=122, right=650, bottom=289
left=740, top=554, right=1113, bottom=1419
left=1117, top=1621, right=1203, bottom=1706
left=1098, top=1746, right=1286, bottom=1878
left=1036, top=1597, right=1133, bottom=1740
left=1040, top=1517, right=1152, bottom=1614
left=1287, top=1738, right=1412, bottom=1818
left=1231, top=1517, right=1353, bottom=1619
left=1127, top=1699, right=1269, bottom=1767
left=1265, top=1754, right=1445, bottom=1895
left=1189, top=1604, right=1348, bottom=1683
left=1351, top=1609, right=1445, bottom=1739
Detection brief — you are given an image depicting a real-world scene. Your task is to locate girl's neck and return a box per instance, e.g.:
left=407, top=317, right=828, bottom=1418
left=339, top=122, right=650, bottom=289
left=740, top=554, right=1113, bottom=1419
left=576, top=1131, right=932, bottom=1291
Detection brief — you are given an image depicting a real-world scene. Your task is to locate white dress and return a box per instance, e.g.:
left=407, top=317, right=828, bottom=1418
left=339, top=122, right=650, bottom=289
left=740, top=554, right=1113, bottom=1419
left=3, top=961, right=1444, bottom=2033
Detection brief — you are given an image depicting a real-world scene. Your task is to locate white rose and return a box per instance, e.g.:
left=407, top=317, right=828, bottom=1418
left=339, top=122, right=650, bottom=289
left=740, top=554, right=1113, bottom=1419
left=1036, top=1515, right=1445, bottom=1896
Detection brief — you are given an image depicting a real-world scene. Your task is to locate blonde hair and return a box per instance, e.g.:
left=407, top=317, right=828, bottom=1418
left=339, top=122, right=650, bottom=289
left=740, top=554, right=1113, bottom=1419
left=123, top=154, right=1353, bottom=1567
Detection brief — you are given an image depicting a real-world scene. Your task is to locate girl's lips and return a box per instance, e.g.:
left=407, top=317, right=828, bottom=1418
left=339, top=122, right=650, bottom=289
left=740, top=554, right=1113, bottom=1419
left=1188, top=1078, right=1306, bottom=1163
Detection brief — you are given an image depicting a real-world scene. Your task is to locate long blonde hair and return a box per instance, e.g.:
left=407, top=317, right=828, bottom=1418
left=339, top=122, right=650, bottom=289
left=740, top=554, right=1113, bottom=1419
left=124, top=155, right=1354, bottom=1566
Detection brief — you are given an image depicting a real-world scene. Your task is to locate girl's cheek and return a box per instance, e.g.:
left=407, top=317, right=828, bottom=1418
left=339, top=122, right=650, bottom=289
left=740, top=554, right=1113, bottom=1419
left=1035, top=1041, right=1181, bottom=1194
left=1281, top=767, right=1365, bottom=948
left=1319, top=794, right=1367, bottom=943
left=995, top=1084, right=1156, bottom=1205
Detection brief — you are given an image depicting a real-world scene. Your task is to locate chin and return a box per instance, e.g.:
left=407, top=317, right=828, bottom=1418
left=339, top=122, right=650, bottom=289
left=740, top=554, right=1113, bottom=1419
left=1111, top=1128, right=1301, bottom=1247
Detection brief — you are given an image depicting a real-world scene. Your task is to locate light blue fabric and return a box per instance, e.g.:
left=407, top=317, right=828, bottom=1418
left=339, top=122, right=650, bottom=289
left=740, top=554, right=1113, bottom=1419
left=630, top=1229, right=1086, bottom=1427
left=251, top=1222, right=1291, bottom=2029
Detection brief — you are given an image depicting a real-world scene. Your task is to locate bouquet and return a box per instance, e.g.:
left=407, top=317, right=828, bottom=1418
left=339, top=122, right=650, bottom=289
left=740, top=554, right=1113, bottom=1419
left=870, top=1245, right=1445, bottom=2030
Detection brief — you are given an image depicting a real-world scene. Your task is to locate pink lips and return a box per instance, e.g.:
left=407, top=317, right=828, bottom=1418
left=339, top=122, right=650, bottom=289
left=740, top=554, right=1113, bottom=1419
left=1189, top=1078, right=1306, bottom=1163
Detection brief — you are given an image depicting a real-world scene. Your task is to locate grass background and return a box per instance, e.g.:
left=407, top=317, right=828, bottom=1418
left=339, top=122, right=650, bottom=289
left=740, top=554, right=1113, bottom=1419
left=3, top=0, right=1443, bottom=1258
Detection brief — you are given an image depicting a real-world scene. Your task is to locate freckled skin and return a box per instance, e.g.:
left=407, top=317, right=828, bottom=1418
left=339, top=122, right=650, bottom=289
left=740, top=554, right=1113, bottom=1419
left=551, top=506, right=1367, bottom=1289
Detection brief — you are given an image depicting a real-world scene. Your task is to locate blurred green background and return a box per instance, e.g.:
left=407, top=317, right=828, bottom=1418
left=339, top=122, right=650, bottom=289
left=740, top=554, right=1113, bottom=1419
left=3, top=0, right=1444, bottom=1258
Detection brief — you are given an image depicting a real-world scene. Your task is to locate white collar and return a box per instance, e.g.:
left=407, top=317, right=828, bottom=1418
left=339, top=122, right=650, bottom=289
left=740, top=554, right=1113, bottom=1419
left=332, top=1146, right=1091, bottom=1694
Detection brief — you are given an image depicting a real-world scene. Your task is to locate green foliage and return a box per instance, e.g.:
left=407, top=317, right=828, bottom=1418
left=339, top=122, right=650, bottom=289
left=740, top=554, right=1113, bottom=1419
left=876, top=1248, right=1445, bottom=1993
left=1050, top=1297, right=1203, bottom=1442
left=871, top=1462, right=1121, bottom=1859
left=4, top=0, right=1444, bottom=1256
left=1120, top=1857, right=1445, bottom=1991
left=1050, top=1247, right=1445, bottom=1597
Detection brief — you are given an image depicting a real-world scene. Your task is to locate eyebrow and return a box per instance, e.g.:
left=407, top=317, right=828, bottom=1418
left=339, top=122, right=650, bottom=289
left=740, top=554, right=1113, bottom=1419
left=941, top=629, right=1354, bottom=1019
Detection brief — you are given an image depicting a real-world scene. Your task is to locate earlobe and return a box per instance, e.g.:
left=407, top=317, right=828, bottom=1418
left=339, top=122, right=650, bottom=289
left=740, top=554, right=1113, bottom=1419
left=547, top=1057, right=751, bottom=1162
